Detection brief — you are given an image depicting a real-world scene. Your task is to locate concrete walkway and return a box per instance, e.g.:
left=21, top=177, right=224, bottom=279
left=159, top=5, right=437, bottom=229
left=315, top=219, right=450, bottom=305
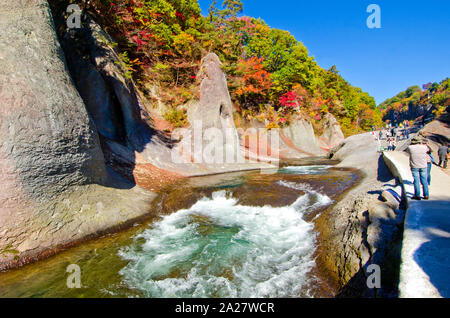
left=383, top=151, right=450, bottom=298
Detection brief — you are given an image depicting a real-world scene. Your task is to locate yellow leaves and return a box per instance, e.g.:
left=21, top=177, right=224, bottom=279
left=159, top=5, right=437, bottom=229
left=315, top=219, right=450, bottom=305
left=266, top=122, right=280, bottom=130
left=173, top=32, right=195, bottom=55
left=163, top=107, right=188, bottom=128
left=202, top=40, right=213, bottom=48
left=254, top=23, right=270, bottom=35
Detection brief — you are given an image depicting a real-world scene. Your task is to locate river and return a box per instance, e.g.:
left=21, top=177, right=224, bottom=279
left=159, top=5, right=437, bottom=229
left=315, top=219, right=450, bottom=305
left=0, top=163, right=358, bottom=298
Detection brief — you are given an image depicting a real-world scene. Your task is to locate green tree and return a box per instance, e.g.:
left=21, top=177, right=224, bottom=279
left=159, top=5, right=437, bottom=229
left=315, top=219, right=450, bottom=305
left=208, top=0, right=243, bottom=21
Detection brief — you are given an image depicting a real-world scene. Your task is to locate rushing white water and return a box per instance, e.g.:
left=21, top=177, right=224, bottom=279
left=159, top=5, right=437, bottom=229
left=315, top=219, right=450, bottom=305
left=279, top=165, right=332, bottom=175
left=119, top=187, right=333, bottom=298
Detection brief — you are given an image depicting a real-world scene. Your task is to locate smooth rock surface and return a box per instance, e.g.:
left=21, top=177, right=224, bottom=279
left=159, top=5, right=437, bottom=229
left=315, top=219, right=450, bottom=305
left=318, top=113, right=345, bottom=150
left=282, top=117, right=326, bottom=156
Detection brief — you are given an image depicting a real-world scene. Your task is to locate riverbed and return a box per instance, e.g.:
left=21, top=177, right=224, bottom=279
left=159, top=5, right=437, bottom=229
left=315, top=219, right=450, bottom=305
left=0, top=164, right=358, bottom=298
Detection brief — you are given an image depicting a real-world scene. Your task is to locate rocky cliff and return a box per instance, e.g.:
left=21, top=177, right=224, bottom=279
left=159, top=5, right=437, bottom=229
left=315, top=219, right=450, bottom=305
left=0, top=0, right=154, bottom=270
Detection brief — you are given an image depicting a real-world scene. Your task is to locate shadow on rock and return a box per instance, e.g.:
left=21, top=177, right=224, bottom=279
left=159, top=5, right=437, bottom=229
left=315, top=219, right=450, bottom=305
left=377, top=154, right=394, bottom=182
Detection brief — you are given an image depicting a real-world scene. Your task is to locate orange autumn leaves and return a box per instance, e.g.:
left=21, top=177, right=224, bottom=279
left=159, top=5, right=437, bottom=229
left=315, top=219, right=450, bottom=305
left=236, top=57, right=272, bottom=97
left=234, top=57, right=272, bottom=111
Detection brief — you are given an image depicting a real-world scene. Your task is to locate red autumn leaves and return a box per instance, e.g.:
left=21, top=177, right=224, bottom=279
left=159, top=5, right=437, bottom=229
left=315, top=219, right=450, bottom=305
left=236, top=57, right=272, bottom=96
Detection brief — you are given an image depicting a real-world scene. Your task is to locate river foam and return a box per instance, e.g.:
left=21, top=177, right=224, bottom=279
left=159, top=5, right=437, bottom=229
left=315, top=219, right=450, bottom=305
left=118, top=188, right=333, bottom=298
left=279, top=165, right=332, bottom=175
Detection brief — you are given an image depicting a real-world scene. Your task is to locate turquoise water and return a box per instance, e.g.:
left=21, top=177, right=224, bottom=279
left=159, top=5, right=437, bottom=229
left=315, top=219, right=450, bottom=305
left=118, top=189, right=327, bottom=297
left=0, top=166, right=358, bottom=298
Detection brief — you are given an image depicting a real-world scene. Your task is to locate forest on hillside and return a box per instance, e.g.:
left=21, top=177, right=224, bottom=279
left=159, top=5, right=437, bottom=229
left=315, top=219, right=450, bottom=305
left=66, top=0, right=383, bottom=135
left=379, top=78, right=450, bottom=124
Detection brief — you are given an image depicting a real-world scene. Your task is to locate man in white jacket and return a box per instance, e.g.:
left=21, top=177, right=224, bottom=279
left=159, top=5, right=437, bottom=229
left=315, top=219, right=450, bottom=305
left=406, top=137, right=430, bottom=200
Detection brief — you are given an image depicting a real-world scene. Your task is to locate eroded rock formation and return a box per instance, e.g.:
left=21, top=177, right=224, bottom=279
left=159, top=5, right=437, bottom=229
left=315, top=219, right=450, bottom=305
left=318, top=113, right=345, bottom=151
left=51, top=9, right=180, bottom=175
left=174, top=53, right=277, bottom=173
left=0, top=0, right=154, bottom=270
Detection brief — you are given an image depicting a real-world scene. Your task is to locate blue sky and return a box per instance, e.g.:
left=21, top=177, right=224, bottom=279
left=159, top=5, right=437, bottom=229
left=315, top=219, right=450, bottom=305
left=198, top=0, right=450, bottom=105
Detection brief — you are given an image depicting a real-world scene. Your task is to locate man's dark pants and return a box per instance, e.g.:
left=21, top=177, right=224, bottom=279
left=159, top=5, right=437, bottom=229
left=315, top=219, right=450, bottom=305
left=439, top=155, right=448, bottom=169
left=411, top=168, right=429, bottom=198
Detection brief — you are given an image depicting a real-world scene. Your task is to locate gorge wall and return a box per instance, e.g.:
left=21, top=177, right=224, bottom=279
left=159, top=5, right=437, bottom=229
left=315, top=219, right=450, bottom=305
left=0, top=0, right=154, bottom=270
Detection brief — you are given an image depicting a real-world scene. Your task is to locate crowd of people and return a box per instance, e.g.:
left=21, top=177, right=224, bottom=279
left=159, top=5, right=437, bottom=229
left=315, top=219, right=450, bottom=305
left=377, top=126, right=410, bottom=142
left=371, top=120, right=449, bottom=201
left=373, top=125, right=410, bottom=151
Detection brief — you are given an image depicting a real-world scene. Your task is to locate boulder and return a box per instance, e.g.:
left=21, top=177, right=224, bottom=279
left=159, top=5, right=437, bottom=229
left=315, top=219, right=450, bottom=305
left=281, top=117, right=326, bottom=155
left=319, top=113, right=345, bottom=150
left=178, top=53, right=275, bottom=172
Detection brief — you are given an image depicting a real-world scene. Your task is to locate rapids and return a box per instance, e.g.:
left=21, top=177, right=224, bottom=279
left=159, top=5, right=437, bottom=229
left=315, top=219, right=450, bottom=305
left=0, top=164, right=358, bottom=298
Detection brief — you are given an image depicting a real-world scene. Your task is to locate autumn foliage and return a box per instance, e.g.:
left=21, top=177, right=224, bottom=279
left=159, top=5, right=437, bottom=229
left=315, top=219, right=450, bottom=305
left=380, top=78, right=450, bottom=124
left=235, top=57, right=271, bottom=111
left=81, top=0, right=383, bottom=134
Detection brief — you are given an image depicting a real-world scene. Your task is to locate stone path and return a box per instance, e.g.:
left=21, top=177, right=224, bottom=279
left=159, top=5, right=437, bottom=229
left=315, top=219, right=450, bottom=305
left=383, top=151, right=450, bottom=298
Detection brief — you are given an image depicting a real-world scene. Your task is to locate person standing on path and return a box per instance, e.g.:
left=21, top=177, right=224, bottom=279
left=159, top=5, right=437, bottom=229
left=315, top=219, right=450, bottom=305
left=438, top=144, right=449, bottom=169
left=423, top=140, right=435, bottom=186
left=389, top=137, right=397, bottom=151
left=406, top=137, right=430, bottom=200
left=387, top=138, right=392, bottom=151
